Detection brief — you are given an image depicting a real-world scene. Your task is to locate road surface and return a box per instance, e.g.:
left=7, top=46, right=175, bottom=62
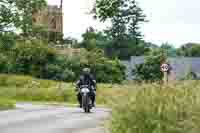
left=0, top=103, right=110, bottom=133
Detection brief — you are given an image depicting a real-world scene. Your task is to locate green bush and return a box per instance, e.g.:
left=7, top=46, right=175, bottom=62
left=0, top=33, right=16, bottom=51
left=133, top=49, right=167, bottom=81
left=78, top=49, right=126, bottom=83
left=13, top=40, right=56, bottom=74
left=110, top=82, right=200, bottom=133
left=0, top=37, right=125, bottom=83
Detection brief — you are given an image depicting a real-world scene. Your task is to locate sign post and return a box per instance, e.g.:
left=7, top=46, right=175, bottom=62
left=161, top=63, right=169, bottom=84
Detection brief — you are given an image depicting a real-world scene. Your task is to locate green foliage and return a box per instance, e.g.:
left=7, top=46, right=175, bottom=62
left=160, top=42, right=177, bottom=57
left=81, top=38, right=97, bottom=51
left=0, top=32, right=16, bottom=51
left=0, top=0, right=16, bottom=32
left=105, top=40, right=150, bottom=59
left=0, top=37, right=125, bottom=83
left=80, top=27, right=150, bottom=60
left=177, top=43, right=200, bottom=57
left=0, top=0, right=47, bottom=35
left=13, top=40, right=56, bottom=75
left=133, top=49, right=167, bottom=81
left=15, top=0, right=47, bottom=37
left=0, top=54, right=10, bottom=73
left=95, top=59, right=126, bottom=83
left=110, top=82, right=200, bottom=133
left=145, top=42, right=159, bottom=49
left=78, top=49, right=126, bottom=83
left=31, top=26, right=49, bottom=41
left=79, top=27, right=109, bottom=51
left=92, top=0, right=122, bottom=21
left=183, top=66, right=198, bottom=80
left=93, top=0, right=147, bottom=59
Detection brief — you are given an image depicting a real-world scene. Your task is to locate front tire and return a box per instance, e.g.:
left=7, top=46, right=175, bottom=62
left=82, top=94, right=90, bottom=113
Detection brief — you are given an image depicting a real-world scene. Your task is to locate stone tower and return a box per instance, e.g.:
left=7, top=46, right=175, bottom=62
left=32, top=0, right=63, bottom=41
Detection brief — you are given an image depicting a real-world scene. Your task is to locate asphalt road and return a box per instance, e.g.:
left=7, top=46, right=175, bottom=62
left=0, top=103, right=110, bottom=133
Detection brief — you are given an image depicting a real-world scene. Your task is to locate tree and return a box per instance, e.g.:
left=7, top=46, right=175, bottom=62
left=80, top=27, right=110, bottom=50
left=0, top=0, right=17, bottom=32
left=93, top=0, right=147, bottom=59
left=145, top=42, right=159, bottom=49
left=92, top=0, right=122, bottom=21
left=127, top=0, right=147, bottom=44
left=80, top=27, right=97, bottom=50
left=160, top=42, right=177, bottom=57
left=0, top=0, right=47, bottom=36
left=177, top=43, right=200, bottom=57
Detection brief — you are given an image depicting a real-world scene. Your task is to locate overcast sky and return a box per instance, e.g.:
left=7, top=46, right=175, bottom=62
left=48, top=0, right=200, bottom=47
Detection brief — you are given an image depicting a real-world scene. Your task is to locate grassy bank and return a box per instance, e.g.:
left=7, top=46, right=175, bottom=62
left=110, top=81, right=200, bottom=133
left=0, top=98, right=15, bottom=110
left=0, top=74, right=128, bottom=105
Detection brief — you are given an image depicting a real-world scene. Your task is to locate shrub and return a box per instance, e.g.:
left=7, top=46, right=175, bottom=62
left=133, top=49, right=167, bottom=81
left=79, top=49, right=126, bottom=83
left=0, top=37, right=126, bottom=83
left=0, top=54, right=10, bottom=73
left=13, top=40, right=56, bottom=74
left=0, top=33, right=16, bottom=51
left=183, top=66, right=198, bottom=80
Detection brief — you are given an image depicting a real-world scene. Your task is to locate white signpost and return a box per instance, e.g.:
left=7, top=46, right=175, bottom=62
left=161, top=63, right=169, bottom=84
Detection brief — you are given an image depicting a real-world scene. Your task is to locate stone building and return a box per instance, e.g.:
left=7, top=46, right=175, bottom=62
left=32, top=1, right=63, bottom=42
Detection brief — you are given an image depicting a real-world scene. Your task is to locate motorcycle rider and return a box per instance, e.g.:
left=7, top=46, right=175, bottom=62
left=76, top=68, right=96, bottom=108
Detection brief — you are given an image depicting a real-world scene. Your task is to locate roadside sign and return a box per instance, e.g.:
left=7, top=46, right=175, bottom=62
left=161, top=63, right=169, bottom=72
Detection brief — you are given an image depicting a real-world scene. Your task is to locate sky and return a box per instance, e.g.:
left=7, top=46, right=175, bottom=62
left=48, top=0, right=200, bottom=47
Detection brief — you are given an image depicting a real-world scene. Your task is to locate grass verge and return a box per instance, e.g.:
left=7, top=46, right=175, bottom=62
left=110, top=81, right=200, bottom=133
left=0, top=98, right=15, bottom=110
left=0, top=74, right=128, bottom=106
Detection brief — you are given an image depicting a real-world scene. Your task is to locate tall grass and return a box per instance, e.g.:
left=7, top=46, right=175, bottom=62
left=110, top=81, right=200, bottom=133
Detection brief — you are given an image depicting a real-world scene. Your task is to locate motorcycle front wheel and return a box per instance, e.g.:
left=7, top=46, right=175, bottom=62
left=82, top=94, right=91, bottom=113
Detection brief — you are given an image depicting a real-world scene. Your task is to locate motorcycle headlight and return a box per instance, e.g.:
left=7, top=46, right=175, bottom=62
left=81, top=88, right=90, bottom=93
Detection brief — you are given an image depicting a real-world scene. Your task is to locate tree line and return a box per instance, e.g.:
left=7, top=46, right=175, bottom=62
left=1, top=0, right=200, bottom=82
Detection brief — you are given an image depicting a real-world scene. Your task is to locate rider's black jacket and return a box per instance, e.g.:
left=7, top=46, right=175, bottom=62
left=76, top=74, right=96, bottom=90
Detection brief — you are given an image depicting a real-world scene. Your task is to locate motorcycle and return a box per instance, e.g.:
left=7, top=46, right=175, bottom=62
left=79, top=85, right=93, bottom=113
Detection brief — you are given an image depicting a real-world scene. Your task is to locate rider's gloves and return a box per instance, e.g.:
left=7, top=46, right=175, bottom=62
left=75, top=86, right=79, bottom=92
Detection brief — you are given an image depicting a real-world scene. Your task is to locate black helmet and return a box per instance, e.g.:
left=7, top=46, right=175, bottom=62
left=82, top=67, right=91, bottom=75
